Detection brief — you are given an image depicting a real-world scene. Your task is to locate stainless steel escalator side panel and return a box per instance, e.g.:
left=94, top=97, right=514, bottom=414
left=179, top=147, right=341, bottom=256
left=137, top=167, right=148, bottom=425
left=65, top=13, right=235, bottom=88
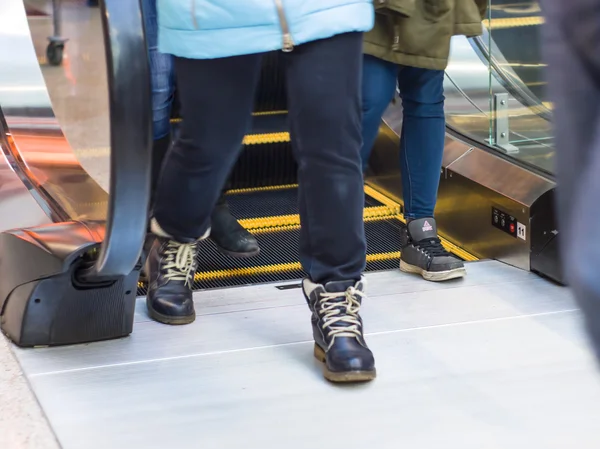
left=438, top=138, right=554, bottom=270
left=0, top=1, right=108, bottom=223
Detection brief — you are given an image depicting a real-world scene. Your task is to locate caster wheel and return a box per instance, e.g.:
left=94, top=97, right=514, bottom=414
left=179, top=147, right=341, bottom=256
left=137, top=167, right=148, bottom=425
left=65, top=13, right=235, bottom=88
left=46, top=42, right=64, bottom=66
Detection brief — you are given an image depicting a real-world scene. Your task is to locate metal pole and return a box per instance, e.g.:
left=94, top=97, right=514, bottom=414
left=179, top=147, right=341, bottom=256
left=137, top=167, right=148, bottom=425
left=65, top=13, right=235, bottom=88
left=51, top=0, right=62, bottom=38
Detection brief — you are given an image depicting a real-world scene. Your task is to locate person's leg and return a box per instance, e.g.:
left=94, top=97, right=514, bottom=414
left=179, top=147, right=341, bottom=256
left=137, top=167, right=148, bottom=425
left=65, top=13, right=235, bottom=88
left=285, top=32, right=375, bottom=383
left=395, top=67, right=465, bottom=281
left=145, top=54, right=263, bottom=325
left=360, top=55, right=399, bottom=172
left=140, top=0, right=175, bottom=207
left=141, top=0, right=259, bottom=257
left=542, top=0, right=600, bottom=361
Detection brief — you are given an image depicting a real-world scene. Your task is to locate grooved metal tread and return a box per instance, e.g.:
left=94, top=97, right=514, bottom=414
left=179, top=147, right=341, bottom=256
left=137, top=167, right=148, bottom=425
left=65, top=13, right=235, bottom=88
left=137, top=187, right=401, bottom=295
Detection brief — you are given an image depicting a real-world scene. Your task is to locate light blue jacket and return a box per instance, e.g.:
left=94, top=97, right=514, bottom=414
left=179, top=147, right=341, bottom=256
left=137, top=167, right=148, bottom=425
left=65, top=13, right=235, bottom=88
left=157, top=0, right=374, bottom=59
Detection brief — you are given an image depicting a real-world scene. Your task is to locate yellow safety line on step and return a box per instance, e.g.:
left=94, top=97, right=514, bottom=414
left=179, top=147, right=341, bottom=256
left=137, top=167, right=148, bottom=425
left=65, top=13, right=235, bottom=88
left=170, top=110, right=287, bottom=125
left=238, top=205, right=398, bottom=230
left=364, top=186, right=478, bottom=262
left=252, top=110, right=287, bottom=116
left=363, top=185, right=402, bottom=212
left=243, top=132, right=290, bottom=145
left=193, top=251, right=402, bottom=282
left=163, top=127, right=291, bottom=145
left=225, top=184, right=298, bottom=195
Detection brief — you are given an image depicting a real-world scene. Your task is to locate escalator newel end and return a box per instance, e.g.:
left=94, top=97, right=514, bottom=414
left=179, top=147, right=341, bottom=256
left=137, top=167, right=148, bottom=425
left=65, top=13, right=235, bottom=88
left=0, top=222, right=139, bottom=348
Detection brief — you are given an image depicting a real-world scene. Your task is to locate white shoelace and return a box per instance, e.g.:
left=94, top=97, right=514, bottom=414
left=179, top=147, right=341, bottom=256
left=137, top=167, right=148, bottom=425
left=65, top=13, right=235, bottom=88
left=162, top=241, right=197, bottom=288
left=318, top=287, right=364, bottom=346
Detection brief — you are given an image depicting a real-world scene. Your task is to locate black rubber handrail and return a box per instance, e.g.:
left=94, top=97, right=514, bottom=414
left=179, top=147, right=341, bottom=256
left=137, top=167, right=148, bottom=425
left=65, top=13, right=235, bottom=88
left=80, top=0, right=152, bottom=279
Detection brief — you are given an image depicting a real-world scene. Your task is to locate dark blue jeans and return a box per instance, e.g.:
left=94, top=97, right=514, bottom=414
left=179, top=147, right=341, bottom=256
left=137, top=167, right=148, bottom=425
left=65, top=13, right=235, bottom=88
left=140, top=0, right=175, bottom=140
left=361, top=55, right=445, bottom=220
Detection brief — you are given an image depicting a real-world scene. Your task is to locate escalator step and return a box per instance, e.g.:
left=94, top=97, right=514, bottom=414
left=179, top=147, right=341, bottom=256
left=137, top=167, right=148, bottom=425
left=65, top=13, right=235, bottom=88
left=255, top=52, right=287, bottom=112
left=136, top=186, right=401, bottom=295
left=225, top=186, right=384, bottom=219
left=228, top=141, right=297, bottom=189
left=136, top=218, right=402, bottom=295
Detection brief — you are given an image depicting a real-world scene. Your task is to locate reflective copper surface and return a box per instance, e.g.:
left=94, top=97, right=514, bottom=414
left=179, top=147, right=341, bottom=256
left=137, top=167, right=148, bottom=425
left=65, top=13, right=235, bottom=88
left=0, top=0, right=108, bottom=224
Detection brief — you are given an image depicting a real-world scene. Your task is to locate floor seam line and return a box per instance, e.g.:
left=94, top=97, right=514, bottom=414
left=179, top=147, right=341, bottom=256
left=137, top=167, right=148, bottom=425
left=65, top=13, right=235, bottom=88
left=27, top=308, right=578, bottom=378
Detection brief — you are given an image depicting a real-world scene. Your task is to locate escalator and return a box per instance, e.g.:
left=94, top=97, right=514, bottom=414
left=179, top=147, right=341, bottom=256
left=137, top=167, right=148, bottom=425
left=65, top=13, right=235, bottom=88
left=136, top=53, right=475, bottom=295
left=0, top=0, right=559, bottom=336
left=1, top=2, right=590, bottom=448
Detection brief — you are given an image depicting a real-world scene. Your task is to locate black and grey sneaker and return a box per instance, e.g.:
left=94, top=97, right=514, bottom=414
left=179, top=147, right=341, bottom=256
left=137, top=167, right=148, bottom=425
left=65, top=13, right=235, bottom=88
left=303, top=278, right=376, bottom=383
left=400, top=217, right=466, bottom=282
left=144, top=219, right=207, bottom=325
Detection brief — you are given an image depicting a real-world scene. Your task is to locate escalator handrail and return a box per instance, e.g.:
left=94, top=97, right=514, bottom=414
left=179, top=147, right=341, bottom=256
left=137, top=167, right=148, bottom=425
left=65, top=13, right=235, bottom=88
left=82, top=0, right=152, bottom=279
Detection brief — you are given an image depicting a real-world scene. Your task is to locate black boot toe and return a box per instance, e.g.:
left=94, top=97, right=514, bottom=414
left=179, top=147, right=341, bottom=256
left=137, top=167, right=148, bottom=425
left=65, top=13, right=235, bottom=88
left=147, top=292, right=195, bottom=325
left=210, top=201, right=260, bottom=258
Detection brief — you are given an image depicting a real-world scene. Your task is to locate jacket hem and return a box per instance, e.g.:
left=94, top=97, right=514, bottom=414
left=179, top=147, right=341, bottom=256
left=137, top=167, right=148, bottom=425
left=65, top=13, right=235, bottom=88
left=363, top=41, right=448, bottom=71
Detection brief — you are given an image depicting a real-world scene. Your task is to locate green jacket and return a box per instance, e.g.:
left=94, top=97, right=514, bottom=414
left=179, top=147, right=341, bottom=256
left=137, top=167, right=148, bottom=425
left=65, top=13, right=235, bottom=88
left=364, top=0, right=488, bottom=70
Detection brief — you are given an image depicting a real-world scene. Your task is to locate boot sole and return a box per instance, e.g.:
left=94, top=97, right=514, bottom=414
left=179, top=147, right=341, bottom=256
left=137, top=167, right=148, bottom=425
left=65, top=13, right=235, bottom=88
left=214, top=244, right=261, bottom=259
left=147, top=305, right=196, bottom=325
left=313, top=344, right=376, bottom=383
left=400, top=260, right=466, bottom=282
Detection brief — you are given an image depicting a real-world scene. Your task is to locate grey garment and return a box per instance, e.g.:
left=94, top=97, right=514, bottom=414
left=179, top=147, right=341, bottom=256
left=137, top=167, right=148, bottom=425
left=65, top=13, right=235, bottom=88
left=541, top=0, right=600, bottom=361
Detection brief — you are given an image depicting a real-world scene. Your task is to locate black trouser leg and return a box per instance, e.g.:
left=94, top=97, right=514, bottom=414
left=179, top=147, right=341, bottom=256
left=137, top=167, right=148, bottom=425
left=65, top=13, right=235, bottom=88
left=153, top=54, right=263, bottom=241
left=284, top=32, right=366, bottom=283
left=149, top=135, right=171, bottom=211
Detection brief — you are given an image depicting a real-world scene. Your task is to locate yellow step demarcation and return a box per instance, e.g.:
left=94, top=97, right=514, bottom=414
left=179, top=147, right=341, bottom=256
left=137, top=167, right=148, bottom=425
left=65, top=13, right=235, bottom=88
left=192, top=251, right=402, bottom=282
left=238, top=205, right=400, bottom=230
left=242, top=132, right=290, bottom=145
left=170, top=112, right=291, bottom=145
left=73, top=131, right=291, bottom=160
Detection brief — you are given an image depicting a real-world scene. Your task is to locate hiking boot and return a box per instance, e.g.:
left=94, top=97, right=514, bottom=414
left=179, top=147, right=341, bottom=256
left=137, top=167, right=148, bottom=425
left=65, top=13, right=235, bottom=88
left=303, top=278, right=376, bottom=383
left=144, top=219, right=208, bottom=325
left=400, top=217, right=466, bottom=282
left=210, top=194, right=260, bottom=258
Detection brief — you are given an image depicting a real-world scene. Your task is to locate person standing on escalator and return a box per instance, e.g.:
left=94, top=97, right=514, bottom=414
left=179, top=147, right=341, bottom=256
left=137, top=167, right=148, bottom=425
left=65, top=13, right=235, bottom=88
left=360, top=0, right=487, bottom=281
left=146, top=0, right=376, bottom=383
left=140, top=0, right=260, bottom=259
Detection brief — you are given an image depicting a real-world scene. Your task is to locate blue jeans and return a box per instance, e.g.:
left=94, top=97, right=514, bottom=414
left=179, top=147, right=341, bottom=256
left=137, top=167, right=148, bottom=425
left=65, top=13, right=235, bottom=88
left=141, top=0, right=175, bottom=140
left=361, top=55, right=446, bottom=220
